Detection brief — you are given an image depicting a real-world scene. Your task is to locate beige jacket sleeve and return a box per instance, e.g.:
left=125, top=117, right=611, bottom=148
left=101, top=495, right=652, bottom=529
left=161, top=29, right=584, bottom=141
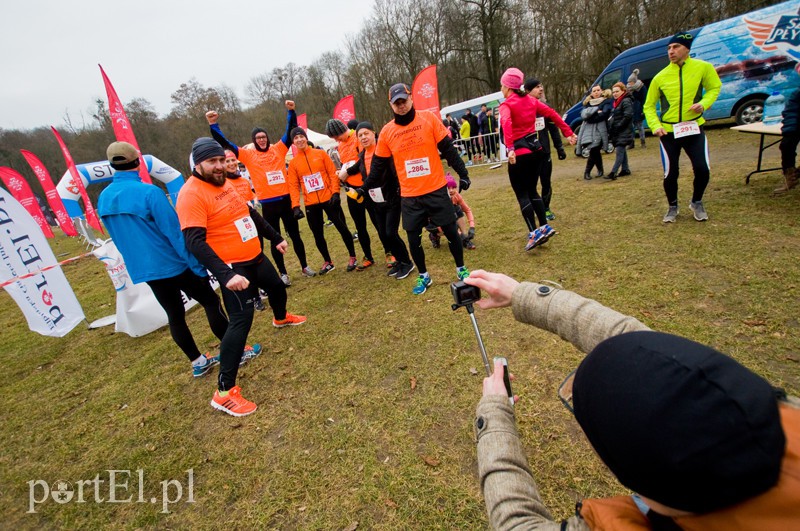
left=477, top=283, right=650, bottom=530
left=511, top=282, right=651, bottom=354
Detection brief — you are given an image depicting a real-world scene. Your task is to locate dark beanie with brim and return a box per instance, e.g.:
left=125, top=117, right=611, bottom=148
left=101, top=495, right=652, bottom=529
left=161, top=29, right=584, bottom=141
left=573, top=330, right=785, bottom=514
left=191, top=137, right=225, bottom=166
left=290, top=127, right=307, bottom=141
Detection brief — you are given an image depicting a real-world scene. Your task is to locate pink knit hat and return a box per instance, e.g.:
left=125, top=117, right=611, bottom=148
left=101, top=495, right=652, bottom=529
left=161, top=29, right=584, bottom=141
left=500, top=68, right=524, bottom=90
left=445, top=173, right=457, bottom=188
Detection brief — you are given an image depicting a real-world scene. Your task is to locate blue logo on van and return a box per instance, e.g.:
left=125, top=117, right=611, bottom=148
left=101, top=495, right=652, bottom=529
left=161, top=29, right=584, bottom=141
left=762, top=15, right=800, bottom=48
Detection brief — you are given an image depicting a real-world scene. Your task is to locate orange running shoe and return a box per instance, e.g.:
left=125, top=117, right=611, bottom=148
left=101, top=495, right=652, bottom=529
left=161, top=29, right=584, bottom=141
left=210, top=386, right=257, bottom=417
left=385, top=253, right=397, bottom=268
left=273, top=313, right=307, bottom=328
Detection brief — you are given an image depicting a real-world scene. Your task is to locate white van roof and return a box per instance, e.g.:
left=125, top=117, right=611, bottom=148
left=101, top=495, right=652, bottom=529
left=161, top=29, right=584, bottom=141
left=440, top=91, right=505, bottom=118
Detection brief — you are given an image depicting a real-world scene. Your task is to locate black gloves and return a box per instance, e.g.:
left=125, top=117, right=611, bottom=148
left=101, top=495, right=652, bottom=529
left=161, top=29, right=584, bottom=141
left=329, top=193, right=341, bottom=206
left=467, top=227, right=475, bottom=240
left=355, top=188, right=365, bottom=200
left=459, top=175, right=471, bottom=193
left=292, top=207, right=305, bottom=220
left=557, top=148, right=567, bottom=160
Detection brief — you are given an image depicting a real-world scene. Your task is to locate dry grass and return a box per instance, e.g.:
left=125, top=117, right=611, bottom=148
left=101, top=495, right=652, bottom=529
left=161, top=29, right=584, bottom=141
left=1, top=125, right=798, bottom=529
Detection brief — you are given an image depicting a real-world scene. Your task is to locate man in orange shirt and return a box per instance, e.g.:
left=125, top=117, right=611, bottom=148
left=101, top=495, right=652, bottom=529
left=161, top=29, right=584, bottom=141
left=207, top=101, right=315, bottom=287
left=287, top=127, right=356, bottom=275
left=326, top=118, right=386, bottom=271
left=177, top=137, right=306, bottom=417
left=358, top=83, right=471, bottom=295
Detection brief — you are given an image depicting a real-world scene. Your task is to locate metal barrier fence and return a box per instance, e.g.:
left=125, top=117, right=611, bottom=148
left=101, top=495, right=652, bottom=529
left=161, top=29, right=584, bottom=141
left=453, top=131, right=507, bottom=167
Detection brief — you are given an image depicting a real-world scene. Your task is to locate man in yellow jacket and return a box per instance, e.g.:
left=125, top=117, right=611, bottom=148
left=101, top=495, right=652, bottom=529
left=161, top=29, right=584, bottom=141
left=644, top=31, right=721, bottom=223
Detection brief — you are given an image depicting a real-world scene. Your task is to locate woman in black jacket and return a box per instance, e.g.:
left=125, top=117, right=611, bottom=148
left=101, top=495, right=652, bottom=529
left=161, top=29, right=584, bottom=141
left=606, top=82, right=634, bottom=180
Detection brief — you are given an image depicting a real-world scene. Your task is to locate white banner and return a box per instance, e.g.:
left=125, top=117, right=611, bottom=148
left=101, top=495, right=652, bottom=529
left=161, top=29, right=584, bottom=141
left=0, top=189, right=85, bottom=337
left=92, top=240, right=215, bottom=338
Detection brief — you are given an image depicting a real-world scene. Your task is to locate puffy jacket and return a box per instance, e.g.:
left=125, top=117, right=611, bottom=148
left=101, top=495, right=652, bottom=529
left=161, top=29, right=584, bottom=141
left=643, top=57, right=722, bottom=133
left=609, top=94, right=634, bottom=146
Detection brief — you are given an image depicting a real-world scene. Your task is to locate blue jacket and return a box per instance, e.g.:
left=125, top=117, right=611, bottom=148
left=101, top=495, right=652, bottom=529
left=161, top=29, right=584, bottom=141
left=782, top=89, right=800, bottom=134
left=98, top=171, right=206, bottom=283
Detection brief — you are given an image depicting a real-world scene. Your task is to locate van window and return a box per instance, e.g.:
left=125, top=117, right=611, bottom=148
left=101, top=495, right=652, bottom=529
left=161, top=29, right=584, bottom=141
left=598, top=69, right=623, bottom=89
left=632, top=57, right=669, bottom=84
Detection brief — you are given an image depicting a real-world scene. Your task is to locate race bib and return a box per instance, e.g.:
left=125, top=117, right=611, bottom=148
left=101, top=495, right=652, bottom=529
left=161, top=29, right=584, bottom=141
left=303, top=172, right=325, bottom=193
left=234, top=216, right=258, bottom=243
left=341, top=161, right=356, bottom=171
left=368, top=187, right=386, bottom=203
left=266, top=171, right=285, bottom=185
left=535, top=117, right=545, bottom=131
left=405, top=157, right=431, bottom=178
left=673, top=121, right=700, bottom=139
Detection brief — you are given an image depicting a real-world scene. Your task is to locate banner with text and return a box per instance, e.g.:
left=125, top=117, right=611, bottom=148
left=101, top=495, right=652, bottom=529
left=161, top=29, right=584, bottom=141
left=51, top=127, right=104, bottom=233
left=20, top=150, right=78, bottom=237
left=0, top=167, right=54, bottom=238
left=333, top=95, right=356, bottom=123
left=0, top=188, right=85, bottom=337
left=412, top=65, right=440, bottom=115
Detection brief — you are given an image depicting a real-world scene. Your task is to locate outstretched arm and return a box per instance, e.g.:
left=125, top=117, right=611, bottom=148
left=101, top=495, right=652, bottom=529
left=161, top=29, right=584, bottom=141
left=206, top=111, right=239, bottom=157
left=280, top=100, right=298, bottom=148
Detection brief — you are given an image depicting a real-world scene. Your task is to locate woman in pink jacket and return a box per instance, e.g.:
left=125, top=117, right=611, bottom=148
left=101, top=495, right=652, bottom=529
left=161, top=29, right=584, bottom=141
left=498, top=68, right=577, bottom=252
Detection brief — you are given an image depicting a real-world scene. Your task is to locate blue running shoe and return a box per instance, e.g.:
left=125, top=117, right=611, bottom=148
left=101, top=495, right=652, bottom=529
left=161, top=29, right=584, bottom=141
left=525, top=228, right=543, bottom=251
left=240, top=344, right=262, bottom=367
left=412, top=275, right=432, bottom=295
left=539, top=224, right=556, bottom=243
left=457, top=266, right=470, bottom=280
left=192, top=352, right=219, bottom=378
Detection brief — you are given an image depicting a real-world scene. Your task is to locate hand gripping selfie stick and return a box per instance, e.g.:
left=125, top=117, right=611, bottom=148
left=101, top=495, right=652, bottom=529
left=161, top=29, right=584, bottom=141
left=450, top=282, right=491, bottom=377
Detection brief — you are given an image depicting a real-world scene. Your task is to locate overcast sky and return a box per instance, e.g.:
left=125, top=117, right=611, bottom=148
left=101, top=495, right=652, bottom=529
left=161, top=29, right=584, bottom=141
left=0, top=0, right=374, bottom=130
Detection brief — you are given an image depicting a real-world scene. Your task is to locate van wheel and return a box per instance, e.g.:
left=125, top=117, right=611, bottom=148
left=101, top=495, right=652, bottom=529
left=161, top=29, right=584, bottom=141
left=735, top=98, right=765, bottom=125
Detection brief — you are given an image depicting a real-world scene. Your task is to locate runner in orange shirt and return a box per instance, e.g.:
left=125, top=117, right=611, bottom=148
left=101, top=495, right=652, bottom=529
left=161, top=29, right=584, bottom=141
left=326, top=118, right=386, bottom=271
left=207, top=101, right=314, bottom=286
left=358, top=83, right=471, bottom=295
left=224, top=150, right=256, bottom=205
left=177, top=137, right=306, bottom=417
left=287, top=127, right=357, bottom=275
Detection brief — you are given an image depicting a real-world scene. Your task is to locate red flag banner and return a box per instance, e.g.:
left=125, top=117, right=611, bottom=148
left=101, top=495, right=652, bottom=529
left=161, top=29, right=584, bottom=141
left=51, top=127, right=104, bottom=234
left=412, top=65, right=440, bottom=115
left=99, top=64, right=152, bottom=184
left=0, top=167, right=54, bottom=238
left=333, top=95, right=356, bottom=123
left=298, top=113, right=308, bottom=130
left=19, top=150, right=78, bottom=237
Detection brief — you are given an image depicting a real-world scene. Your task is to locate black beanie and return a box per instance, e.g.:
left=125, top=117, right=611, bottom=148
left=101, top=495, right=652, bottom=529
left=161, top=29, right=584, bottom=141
left=573, top=331, right=785, bottom=513
left=355, top=121, right=374, bottom=134
left=347, top=119, right=359, bottom=130
left=668, top=31, right=694, bottom=50
left=325, top=119, right=348, bottom=138
left=251, top=127, right=270, bottom=152
left=191, top=137, right=225, bottom=166
left=290, top=127, right=307, bottom=141
left=523, top=78, right=542, bottom=93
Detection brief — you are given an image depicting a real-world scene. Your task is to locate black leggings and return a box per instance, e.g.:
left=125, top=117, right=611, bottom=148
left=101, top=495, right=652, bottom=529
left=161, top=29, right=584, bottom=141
left=346, top=195, right=374, bottom=261
left=146, top=269, right=228, bottom=362
left=407, top=221, right=463, bottom=274
left=374, top=201, right=410, bottom=263
left=305, top=200, right=356, bottom=262
left=658, top=130, right=710, bottom=205
left=260, top=195, right=308, bottom=273
left=539, top=154, right=553, bottom=210
left=508, top=152, right=547, bottom=232
left=585, top=146, right=604, bottom=175
left=217, top=255, right=287, bottom=391
left=780, top=131, right=800, bottom=170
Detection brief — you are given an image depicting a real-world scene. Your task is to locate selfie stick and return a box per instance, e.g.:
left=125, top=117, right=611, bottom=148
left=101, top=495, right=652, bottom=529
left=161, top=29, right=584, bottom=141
left=466, top=304, right=492, bottom=377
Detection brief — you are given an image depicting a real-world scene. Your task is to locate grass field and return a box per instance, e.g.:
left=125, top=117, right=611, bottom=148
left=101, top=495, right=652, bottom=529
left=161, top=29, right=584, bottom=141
left=2, top=125, right=799, bottom=529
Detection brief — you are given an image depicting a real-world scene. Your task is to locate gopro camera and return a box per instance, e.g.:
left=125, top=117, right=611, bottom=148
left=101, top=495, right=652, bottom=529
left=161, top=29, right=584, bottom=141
left=451, top=281, right=481, bottom=309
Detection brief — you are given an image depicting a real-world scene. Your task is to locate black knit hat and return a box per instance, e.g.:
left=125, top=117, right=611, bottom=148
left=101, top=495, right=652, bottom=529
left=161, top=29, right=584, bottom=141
left=325, top=119, right=348, bottom=138
left=668, top=31, right=694, bottom=50
left=290, top=127, right=307, bottom=141
left=573, top=331, right=785, bottom=513
left=347, top=119, right=359, bottom=130
left=191, top=137, right=225, bottom=166
left=355, top=121, right=374, bottom=134
left=523, top=78, right=542, bottom=93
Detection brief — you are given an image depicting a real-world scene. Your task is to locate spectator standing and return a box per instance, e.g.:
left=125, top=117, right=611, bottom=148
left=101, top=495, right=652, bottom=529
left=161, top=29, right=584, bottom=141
left=627, top=69, right=647, bottom=148
left=775, top=88, right=800, bottom=194
left=606, top=82, right=634, bottom=180
left=577, top=85, right=612, bottom=180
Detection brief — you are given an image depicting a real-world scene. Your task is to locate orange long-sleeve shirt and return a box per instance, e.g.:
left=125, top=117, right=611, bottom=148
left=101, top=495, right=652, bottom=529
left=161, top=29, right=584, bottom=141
left=287, top=148, right=341, bottom=207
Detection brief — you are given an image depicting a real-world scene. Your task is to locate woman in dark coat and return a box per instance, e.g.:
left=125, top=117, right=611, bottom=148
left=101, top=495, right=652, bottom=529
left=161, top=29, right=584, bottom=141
left=606, top=82, right=634, bottom=180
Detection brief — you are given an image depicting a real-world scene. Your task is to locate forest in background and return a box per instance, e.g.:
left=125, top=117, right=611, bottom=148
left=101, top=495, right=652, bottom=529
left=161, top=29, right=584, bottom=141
left=0, top=0, right=772, bottom=200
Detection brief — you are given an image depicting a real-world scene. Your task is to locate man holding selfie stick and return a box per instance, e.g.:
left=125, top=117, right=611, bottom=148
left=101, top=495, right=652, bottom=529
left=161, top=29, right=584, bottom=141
left=464, top=269, right=799, bottom=529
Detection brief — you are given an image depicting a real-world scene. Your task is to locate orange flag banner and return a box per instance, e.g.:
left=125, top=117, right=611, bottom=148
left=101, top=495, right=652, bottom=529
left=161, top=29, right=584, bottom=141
left=412, top=65, right=441, bottom=115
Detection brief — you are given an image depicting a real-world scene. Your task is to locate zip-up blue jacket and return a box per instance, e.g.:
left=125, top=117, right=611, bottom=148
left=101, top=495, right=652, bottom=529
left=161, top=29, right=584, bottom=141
left=98, top=170, right=206, bottom=283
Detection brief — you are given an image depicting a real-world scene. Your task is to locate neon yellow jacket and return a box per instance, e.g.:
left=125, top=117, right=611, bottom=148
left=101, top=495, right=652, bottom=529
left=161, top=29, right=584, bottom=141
left=643, top=57, right=721, bottom=133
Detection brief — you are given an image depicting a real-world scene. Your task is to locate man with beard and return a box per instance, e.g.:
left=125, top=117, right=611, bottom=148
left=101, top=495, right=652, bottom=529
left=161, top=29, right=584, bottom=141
left=358, top=83, right=471, bottom=295
left=206, top=101, right=315, bottom=286
left=177, top=138, right=306, bottom=417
